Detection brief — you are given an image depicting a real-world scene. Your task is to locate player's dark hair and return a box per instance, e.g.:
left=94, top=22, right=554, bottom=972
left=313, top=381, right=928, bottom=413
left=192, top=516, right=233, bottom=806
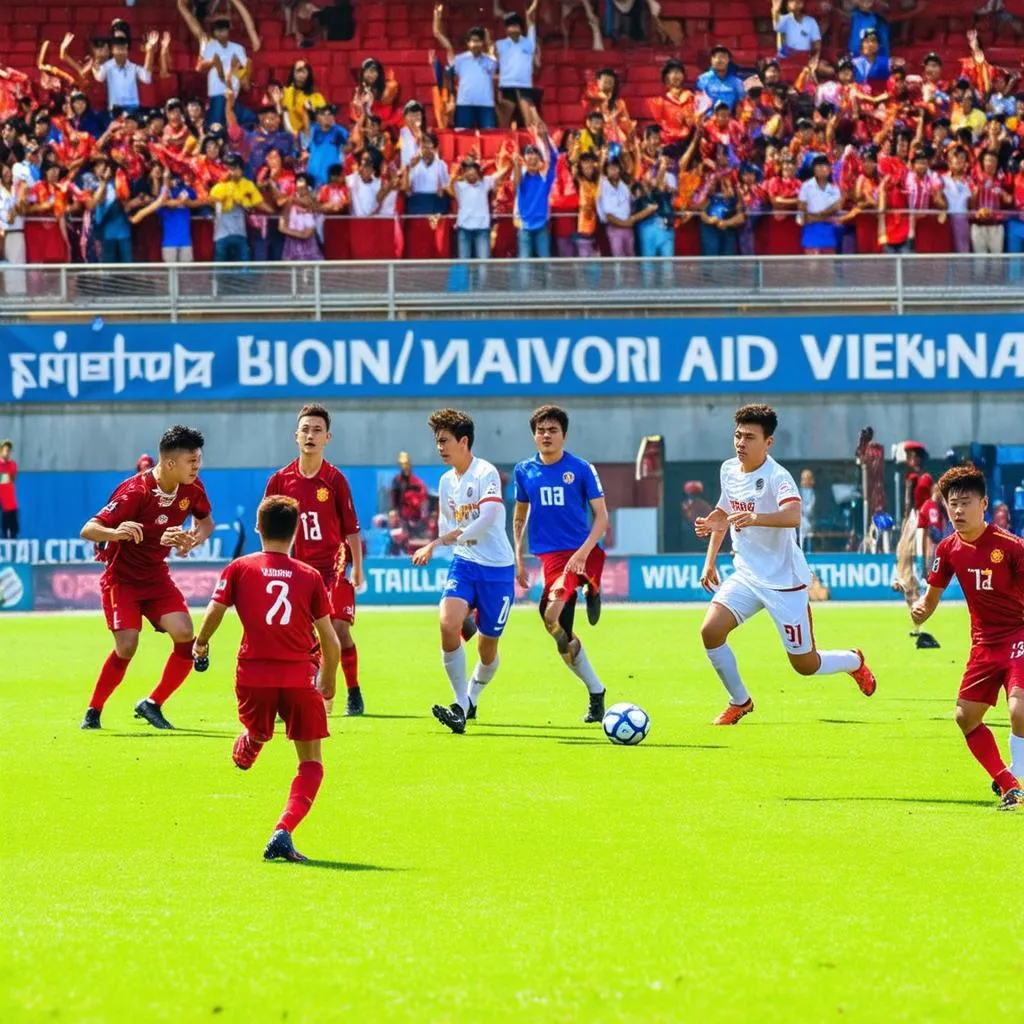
left=258, top=495, right=300, bottom=541
left=529, top=405, right=569, bottom=435
left=734, top=404, right=778, bottom=439
left=937, top=465, right=986, bottom=502
left=428, top=408, right=474, bottom=449
left=297, top=403, right=331, bottom=431
left=158, top=424, right=205, bottom=455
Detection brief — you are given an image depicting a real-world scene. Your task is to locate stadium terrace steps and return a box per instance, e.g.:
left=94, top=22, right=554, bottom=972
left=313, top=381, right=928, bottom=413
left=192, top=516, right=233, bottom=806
left=1, top=2, right=1016, bottom=127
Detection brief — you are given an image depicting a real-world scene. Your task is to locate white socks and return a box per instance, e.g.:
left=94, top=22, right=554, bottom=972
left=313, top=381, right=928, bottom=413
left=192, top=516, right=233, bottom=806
left=815, top=650, right=862, bottom=675
left=469, top=654, right=500, bottom=707
left=1010, top=732, right=1024, bottom=780
left=705, top=643, right=750, bottom=705
left=442, top=646, right=468, bottom=711
left=568, top=643, right=604, bottom=695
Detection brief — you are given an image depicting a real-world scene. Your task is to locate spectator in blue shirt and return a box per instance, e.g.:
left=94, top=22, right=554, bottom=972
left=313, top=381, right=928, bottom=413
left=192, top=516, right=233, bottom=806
left=851, top=30, right=891, bottom=85
left=844, top=0, right=891, bottom=57
left=514, top=124, right=557, bottom=258
left=130, top=170, right=201, bottom=263
left=696, top=46, right=746, bottom=115
left=305, top=104, right=349, bottom=188
left=226, top=88, right=297, bottom=180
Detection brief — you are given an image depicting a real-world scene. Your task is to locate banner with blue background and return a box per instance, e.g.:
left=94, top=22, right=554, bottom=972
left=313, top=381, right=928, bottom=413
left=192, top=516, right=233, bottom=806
left=21, top=555, right=960, bottom=612
left=3, top=314, right=1022, bottom=402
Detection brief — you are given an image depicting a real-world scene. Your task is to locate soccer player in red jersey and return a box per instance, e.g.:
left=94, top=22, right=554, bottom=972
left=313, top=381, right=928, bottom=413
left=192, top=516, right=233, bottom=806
left=912, top=465, right=1024, bottom=811
left=264, top=404, right=365, bottom=716
left=79, top=425, right=214, bottom=731
left=192, top=496, right=340, bottom=862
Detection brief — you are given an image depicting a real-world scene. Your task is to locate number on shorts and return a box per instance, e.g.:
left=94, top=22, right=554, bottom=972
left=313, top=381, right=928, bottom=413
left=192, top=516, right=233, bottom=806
left=300, top=511, right=322, bottom=541
left=538, top=486, right=565, bottom=507
left=265, top=580, right=293, bottom=625
left=784, top=623, right=803, bottom=647
left=1011, top=640, right=1024, bottom=660
left=496, top=596, right=512, bottom=626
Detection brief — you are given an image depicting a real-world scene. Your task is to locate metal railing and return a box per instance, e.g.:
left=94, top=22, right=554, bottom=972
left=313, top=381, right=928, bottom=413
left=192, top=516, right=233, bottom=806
left=0, top=254, right=1021, bottom=322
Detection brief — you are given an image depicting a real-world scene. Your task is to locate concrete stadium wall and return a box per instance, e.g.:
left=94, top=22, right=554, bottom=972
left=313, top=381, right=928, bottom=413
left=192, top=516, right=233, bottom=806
left=4, top=391, right=1018, bottom=471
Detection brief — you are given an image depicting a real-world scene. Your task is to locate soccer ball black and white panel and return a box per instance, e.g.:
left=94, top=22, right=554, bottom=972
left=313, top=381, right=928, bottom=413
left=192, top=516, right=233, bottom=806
left=602, top=702, right=651, bottom=745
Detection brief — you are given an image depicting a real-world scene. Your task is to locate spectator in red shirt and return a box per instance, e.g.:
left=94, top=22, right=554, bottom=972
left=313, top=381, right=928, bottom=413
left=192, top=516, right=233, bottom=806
left=389, top=451, right=428, bottom=529
left=0, top=439, right=18, bottom=539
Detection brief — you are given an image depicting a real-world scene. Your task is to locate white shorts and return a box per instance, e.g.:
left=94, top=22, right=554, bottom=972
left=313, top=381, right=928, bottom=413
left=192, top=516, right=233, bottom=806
left=713, top=572, right=814, bottom=655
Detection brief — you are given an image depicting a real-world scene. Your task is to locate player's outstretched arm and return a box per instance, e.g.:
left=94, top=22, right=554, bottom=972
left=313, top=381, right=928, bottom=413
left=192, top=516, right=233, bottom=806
left=694, top=506, right=728, bottom=538
left=727, top=502, right=801, bottom=531
left=910, top=585, right=943, bottom=627
left=313, top=615, right=340, bottom=700
left=192, top=600, right=227, bottom=661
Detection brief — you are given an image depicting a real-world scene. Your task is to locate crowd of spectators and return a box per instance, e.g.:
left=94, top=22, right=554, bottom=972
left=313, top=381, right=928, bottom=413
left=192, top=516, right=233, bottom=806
left=0, top=0, right=1023, bottom=280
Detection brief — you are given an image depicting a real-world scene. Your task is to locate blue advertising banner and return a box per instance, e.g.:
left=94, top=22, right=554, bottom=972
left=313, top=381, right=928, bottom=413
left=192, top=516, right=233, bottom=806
left=0, top=564, right=34, bottom=612
left=26, top=554, right=954, bottom=611
left=3, top=315, right=1022, bottom=402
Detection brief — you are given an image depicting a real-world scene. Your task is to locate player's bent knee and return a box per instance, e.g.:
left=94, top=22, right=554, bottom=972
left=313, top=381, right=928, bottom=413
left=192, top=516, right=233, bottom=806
left=788, top=654, right=819, bottom=676
left=699, top=623, right=727, bottom=649
left=115, top=637, right=139, bottom=660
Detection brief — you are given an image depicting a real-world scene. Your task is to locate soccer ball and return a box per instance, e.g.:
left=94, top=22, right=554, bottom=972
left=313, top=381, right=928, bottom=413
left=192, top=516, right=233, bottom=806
left=602, top=702, right=650, bottom=745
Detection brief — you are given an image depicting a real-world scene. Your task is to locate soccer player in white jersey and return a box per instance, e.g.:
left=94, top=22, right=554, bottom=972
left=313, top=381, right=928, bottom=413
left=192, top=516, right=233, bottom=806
left=412, top=409, right=517, bottom=734
left=696, top=404, right=877, bottom=725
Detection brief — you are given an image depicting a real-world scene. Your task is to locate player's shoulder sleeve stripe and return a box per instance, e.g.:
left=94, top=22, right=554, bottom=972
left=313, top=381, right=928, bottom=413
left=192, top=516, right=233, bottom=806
left=778, top=496, right=801, bottom=505
left=478, top=495, right=503, bottom=505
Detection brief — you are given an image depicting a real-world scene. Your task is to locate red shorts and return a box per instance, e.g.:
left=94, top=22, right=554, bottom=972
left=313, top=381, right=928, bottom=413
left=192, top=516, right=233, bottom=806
left=959, top=633, right=1024, bottom=706
left=235, top=683, right=329, bottom=742
left=538, top=547, right=606, bottom=605
left=101, top=576, right=188, bottom=633
left=329, top=575, right=356, bottom=624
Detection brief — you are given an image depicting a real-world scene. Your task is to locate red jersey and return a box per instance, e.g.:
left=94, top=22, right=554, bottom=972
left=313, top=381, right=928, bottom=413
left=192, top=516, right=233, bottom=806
left=0, top=457, right=17, bottom=511
left=909, top=471, right=934, bottom=510
left=212, top=551, right=330, bottom=687
left=264, top=459, right=360, bottom=578
left=92, top=470, right=212, bottom=585
left=917, top=497, right=943, bottom=533
left=928, top=525, right=1024, bottom=646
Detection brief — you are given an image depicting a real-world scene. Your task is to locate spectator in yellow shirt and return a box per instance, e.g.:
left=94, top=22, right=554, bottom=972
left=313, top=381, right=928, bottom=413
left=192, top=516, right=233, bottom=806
left=282, top=60, right=327, bottom=137
left=209, top=155, right=271, bottom=262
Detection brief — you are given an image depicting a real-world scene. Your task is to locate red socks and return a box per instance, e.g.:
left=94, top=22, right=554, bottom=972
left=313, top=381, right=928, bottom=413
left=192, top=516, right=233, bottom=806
left=148, top=641, right=195, bottom=706
left=965, top=724, right=1017, bottom=794
left=342, top=645, right=359, bottom=691
left=276, top=760, right=324, bottom=833
left=89, top=651, right=132, bottom=710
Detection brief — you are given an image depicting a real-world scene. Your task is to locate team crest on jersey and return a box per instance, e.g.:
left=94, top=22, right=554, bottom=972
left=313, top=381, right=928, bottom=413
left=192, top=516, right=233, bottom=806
left=991, top=549, right=1004, bottom=564
left=563, top=471, right=575, bottom=484
left=156, top=514, right=168, bottom=525
left=317, top=487, right=330, bottom=502
left=755, top=478, right=765, bottom=491
left=178, top=498, right=190, bottom=511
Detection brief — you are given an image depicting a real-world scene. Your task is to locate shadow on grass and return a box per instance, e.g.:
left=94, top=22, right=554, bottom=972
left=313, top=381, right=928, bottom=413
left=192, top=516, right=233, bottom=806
left=473, top=730, right=725, bottom=750
left=786, top=796, right=994, bottom=808
left=348, top=713, right=424, bottom=721
left=469, top=721, right=595, bottom=731
left=95, top=728, right=237, bottom=738
left=292, top=860, right=402, bottom=872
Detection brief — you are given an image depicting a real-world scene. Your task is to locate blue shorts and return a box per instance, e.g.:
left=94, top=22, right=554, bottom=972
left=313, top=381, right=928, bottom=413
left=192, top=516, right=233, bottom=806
left=442, top=557, right=515, bottom=638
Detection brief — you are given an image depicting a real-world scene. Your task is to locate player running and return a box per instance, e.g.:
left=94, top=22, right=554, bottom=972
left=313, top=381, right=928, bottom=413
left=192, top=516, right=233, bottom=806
left=909, top=465, right=1023, bottom=811
left=696, top=405, right=876, bottom=725
left=512, top=405, right=609, bottom=723
left=193, top=495, right=341, bottom=860
left=264, top=404, right=365, bottom=716
left=79, top=425, right=214, bottom=730
left=412, top=409, right=516, bottom=734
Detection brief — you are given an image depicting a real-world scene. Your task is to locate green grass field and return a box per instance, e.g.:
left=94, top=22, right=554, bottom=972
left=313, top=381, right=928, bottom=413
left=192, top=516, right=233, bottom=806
left=1, top=604, right=1021, bottom=1023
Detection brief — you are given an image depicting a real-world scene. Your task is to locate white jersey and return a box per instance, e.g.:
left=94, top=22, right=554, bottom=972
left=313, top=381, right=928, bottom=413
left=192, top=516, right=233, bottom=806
left=439, top=456, right=515, bottom=567
left=717, top=455, right=810, bottom=589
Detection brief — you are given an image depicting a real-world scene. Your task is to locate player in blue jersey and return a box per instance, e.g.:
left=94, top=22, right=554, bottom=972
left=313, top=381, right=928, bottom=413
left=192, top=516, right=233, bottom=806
left=412, top=409, right=517, bottom=734
left=513, top=405, right=610, bottom=723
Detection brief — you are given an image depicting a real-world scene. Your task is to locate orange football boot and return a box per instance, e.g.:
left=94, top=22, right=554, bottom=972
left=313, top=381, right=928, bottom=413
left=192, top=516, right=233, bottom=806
left=713, top=699, right=754, bottom=725
left=850, top=650, right=877, bottom=696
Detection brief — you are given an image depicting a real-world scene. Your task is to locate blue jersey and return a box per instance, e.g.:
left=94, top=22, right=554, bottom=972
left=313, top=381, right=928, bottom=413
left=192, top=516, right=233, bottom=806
left=513, top=451, right=604, bottom=555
